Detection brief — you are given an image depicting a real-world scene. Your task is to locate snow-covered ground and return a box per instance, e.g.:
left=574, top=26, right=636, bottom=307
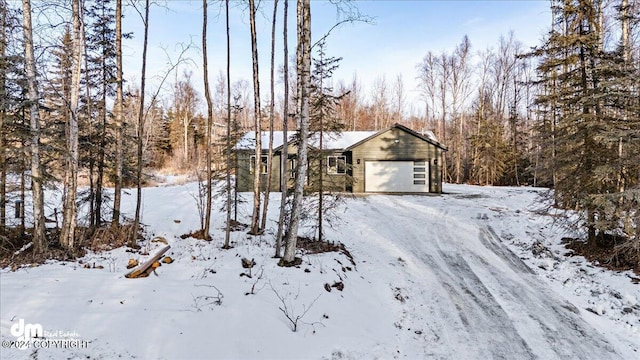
left=1, top=183, right=638, bottom=359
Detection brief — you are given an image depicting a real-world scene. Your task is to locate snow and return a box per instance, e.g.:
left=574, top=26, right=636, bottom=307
left=235, top=131, right=377, bottom=150
left=1, top=183, right=639, bottom=359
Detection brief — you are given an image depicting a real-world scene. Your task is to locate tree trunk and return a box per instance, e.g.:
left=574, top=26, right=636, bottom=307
left=275, top=0, right=289, bottom=258
left=260, top=0, right=279, bottom=232
left=95, top=49, right=108, bottom=227
left=618, top=0, right=629, bottom=194
left=22, top=0, right=47, bottom=253
left=81, top=41, right=95, bottom=228
left=112, top=0, right=123, bottom=227
left=183, top=114, right=189, bottom=164
left=248, top=0, right=263, bottom=235
left=282, top=0, right=311, bottom=265
left=0, top=2, right=6, bottom=230
left=202, top=0, right=213, bottom=239
left=20, top=144, right=25, bottom=232
left=317, top=44, right=324, bottom=242
left=60, top=0, right=83, bottom=252
left=224, top=0, right=232, bottom=249
left=132, top=0, right=150, bottom=247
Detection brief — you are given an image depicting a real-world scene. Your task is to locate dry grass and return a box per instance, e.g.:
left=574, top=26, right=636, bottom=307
left=88, top=224, right=140, bottom=251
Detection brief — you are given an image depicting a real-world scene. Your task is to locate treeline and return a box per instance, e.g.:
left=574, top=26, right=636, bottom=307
left=1, top=0, right=639, bottom=265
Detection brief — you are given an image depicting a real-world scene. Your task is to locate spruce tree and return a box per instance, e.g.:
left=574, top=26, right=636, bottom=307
left=531, top=0, right=639, bottom=251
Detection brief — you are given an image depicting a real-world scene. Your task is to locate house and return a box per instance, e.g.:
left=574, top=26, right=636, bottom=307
left=234, top=123, right=447, bottom=194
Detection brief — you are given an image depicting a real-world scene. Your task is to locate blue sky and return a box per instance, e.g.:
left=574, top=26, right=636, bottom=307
left=122, top=0, right=551, bottom=114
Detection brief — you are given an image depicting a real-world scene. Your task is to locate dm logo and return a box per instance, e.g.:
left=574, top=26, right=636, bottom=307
left=10, top=319, right=43, bottom=349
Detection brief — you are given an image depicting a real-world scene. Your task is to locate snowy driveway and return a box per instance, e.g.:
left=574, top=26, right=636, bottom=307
left=343, top=192, right=624, bottom=359
left=1, top=184, right=636, bottom=359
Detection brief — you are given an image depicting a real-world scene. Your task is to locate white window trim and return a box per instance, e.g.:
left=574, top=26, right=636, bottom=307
left=288, top=158, right=296, bottom=179
left=327, top=155, right=346, bottom=174
left=249, top=155, right=269, bottom=174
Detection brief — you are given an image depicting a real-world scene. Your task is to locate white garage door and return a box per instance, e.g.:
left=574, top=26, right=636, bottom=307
left=364, top=160, right=429, bottom=193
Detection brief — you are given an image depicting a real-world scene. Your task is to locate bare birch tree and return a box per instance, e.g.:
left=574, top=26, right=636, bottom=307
left=248, top=0, right=263, bottom=235
left=371, top=75, right=388, bottom=130
left=260, top=0, right=279, bottom=232
left=281, top=0, right=311, bottom=265
left=275, top=0, right=289, bottom=258
left=21, top=0, right=47, bottom=253
left=0, top=0, right=7, bottom=230
left=112, top=0, right=123, bottom=227
left=60, top=0, right=84, bottom=251
left=223, top=0, right=232, bottom=249
left=131, top=0, right=150, bottom=247
left=449, top=35, right=472, bottom=184
left=202, top=0, right=213, bottom=239
left=417, top=52, right=439, bottom=134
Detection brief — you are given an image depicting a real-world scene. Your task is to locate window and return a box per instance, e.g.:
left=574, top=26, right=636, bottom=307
left=288, top=158, right=296, bottom=179
left=327, top=155, right=346, bottom=174
left=413, top=161, right=427, bottom=186
left=249, top=155, right=269, bottom=174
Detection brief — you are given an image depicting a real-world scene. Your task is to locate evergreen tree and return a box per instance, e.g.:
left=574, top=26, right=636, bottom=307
left=308, top=39, right=345, bottom=241
left=84, top=0, right=117, bottom=227
left=531, top=0, right=640, bottom=251
left=469, top=91, right=511, bottom=185
left=0, top=2, right=26, bottom=231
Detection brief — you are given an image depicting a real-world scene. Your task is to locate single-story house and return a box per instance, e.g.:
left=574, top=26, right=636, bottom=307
left=234, top=123, right=447, bottom=194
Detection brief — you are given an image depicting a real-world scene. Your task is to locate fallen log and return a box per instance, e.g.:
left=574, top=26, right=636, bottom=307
left=125, top=245, right=171, bottom=279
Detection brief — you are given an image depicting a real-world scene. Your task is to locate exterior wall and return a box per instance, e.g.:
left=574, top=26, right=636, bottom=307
left=307, top=151, right=348, bottom=193
left=349, top=127, right=443, bottom=193
left=236, top=150, right=253, bottom=192
left=236, top=127, right=445, bottom=193
left=236, top=150, right=282, bottom=192
left=236, top=149, right=348, bottom=193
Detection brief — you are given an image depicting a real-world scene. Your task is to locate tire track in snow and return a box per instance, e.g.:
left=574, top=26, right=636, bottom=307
left=471, top=228, right=622, bottom=359
left=367, top=195, right=622, bottom=359
left=429, top=251, right=535, bottom=359
left=479, top=226, right=534, bottom=274
left=371, top=196, right=534, bottom=358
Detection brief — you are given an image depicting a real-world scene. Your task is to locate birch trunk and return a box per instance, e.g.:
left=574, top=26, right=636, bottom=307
left=22, top=0, right=47, bottom=253
left=260, top=0, right=279, bottom=231
left=282, top=0, right=311, bottom=265
left=248, top=0, right=263, bottom=235
left=132, top=0, right=150, bottom=247
left=60, top=0, right=83, bottom=251
left=0, top=1, right=6, bottom=230
left=202, top=0, right=213, bottom=239
left=275, top=0, right=289, bottom=257
left=224, top=0, right=232, bottom=248
left=618, top=0, right=629, bottom=194
left=112, top=0, right=123, bottom=226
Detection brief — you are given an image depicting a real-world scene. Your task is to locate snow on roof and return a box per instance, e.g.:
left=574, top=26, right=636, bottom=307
left=234, top=131, right=290, bottom=150
left=234, top=124, right=441, bottom=151
left=314, top=131, right=378, bottom=149
left=235, top=131, right=377, bottom=150
left=421, top=130, right=437, bottom=142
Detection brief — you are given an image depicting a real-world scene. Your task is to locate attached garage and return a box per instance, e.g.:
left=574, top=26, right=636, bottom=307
left=348, top=124, right=447, bottom=194
left=364, top=160, right=429, bottom=193
left=235, top=123, right=447, bottom=194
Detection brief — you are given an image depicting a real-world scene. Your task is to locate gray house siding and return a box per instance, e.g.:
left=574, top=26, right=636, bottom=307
left=236, top=150, right=283, bottom=192
left=349, top=127, right=444, bottom=193
left=235, top=124, right=446, bottom=193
